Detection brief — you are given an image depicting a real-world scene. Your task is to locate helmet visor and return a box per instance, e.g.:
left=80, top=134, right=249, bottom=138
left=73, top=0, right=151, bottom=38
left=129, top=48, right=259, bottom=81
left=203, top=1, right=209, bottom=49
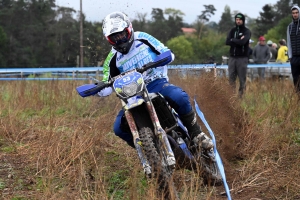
left=108, top=28, right=130, bottom=45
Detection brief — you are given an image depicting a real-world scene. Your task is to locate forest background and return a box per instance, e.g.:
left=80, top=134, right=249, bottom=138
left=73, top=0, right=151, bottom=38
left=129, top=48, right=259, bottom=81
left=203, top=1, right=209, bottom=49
left=0, top=0, right=298, bottom=68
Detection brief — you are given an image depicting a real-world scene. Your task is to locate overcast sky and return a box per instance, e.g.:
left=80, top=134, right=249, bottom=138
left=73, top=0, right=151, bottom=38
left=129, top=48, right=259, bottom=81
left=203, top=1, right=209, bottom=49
left=55, top=0, right=278, bottom=24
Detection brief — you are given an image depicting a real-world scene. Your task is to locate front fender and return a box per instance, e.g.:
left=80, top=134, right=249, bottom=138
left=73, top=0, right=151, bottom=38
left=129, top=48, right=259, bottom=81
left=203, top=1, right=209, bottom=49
left=124, top=96, right=145, bottom=110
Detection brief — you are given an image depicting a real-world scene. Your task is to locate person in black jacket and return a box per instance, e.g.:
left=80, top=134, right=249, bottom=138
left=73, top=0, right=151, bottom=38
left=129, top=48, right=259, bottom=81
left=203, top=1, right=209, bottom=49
left=226, top=13, right=251, bottom=97
left=287, top=5, right=300, bottom=95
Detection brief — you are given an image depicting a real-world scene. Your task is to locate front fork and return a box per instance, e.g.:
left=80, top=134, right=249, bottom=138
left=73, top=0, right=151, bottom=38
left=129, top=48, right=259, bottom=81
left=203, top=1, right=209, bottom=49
left=123, top=101, right=176, bottom=175
left=145, top=101, right=176, bottom=169
left=124, top=109, right=152, bottom=176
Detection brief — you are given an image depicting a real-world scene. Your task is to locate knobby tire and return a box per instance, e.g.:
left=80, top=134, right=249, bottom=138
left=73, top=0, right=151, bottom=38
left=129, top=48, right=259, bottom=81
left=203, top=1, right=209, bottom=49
left=139, top=127, right=179, bottom=200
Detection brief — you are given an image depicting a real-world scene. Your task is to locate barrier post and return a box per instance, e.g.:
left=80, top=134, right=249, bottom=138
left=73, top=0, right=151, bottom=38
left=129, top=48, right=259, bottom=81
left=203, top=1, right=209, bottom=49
left=214, top=65, right=217, bottom=78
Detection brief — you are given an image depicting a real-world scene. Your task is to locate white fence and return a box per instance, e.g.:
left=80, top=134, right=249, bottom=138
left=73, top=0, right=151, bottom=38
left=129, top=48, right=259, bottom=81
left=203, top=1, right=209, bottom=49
left=0, top=63, right=291, bottom=80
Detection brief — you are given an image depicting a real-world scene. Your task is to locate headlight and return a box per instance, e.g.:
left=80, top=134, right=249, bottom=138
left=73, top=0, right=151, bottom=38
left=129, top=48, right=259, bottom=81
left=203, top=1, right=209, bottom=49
left=123, top=82, right=138, bottom=97
left=113, top=71, right=144, bottom=98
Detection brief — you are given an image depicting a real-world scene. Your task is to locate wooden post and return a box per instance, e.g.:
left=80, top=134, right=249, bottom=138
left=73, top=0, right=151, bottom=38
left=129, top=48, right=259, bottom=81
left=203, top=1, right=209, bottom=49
left=214, top=64, right=217, bottom=78
left=80, top=0, right=83, bottom=67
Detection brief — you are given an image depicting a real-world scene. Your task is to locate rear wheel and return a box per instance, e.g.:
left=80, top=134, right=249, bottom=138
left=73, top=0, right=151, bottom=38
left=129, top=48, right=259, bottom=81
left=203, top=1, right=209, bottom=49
left=139, top=127, right=179, bottom=200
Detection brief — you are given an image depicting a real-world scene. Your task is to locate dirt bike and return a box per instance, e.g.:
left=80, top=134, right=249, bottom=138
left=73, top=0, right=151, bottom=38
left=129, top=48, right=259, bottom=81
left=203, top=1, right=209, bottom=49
left=76, top=51, right=222, bottom=199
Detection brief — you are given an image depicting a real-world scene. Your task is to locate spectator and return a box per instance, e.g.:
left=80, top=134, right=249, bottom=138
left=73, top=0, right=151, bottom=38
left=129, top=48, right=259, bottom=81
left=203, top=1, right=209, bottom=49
left=276, top=39, right=289, bottom=63
left=272, top=43, right=278, bottom=50
left=253, top=36, right=270, bottom=80
left=267, top=40, right=277, bottom=62
left=248, top=39, right=254, bottom=63
left=226, top=13, right=251, bottom=97
left=287, top=5, right=300, bottom=94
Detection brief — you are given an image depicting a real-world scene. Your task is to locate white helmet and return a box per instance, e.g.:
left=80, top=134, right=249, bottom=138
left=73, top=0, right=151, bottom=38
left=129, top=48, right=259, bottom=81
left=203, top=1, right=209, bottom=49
left=102, top=12, right=134, bottom=54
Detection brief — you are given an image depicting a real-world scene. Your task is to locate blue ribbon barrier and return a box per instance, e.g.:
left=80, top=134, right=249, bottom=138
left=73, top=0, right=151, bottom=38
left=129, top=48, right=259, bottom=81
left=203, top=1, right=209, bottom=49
left=0, top=67, right=104, bottom=74
left=194, top=99, right=232, bottom=200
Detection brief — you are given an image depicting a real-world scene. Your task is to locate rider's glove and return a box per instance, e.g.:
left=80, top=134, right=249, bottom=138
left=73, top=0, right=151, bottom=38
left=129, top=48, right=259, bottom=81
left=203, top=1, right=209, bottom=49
left=97, top=87, right=112, bottom=97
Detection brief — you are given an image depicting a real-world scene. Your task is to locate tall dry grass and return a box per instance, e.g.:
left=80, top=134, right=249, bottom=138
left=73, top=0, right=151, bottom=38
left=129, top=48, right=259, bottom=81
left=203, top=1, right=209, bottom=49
left=0, top=72, right=299, bottom=200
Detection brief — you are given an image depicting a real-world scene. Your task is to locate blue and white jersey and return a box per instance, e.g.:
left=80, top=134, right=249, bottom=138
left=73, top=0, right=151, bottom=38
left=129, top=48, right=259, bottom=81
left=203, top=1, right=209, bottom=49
left=102, top=32, right=174, bottom=84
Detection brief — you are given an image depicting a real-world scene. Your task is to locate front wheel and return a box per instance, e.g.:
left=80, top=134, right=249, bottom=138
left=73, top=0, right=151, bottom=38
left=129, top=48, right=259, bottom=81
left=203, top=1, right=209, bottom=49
left=139, top=127, right=178, bottom=200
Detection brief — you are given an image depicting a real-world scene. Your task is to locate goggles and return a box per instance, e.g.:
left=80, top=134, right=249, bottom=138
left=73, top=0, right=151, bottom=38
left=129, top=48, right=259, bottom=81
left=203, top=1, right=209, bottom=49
left=108, top=28, right=131, bottom=45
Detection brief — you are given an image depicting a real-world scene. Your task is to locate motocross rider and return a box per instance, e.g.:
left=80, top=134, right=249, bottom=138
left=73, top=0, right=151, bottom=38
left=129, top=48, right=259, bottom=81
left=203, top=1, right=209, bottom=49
left=99, top=11, right=213, bottom=151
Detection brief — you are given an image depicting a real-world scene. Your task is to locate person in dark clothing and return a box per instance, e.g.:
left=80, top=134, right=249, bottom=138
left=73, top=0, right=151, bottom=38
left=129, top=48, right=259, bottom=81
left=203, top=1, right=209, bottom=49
left=267, top=40, right=277, bottom=62
left=287, top=5, right=300, bottom=94
left=253, top=36, right=270, bottom=80
left=248, top=39, right=254, bottom=63
left=226, top=13, right=251, bottom=97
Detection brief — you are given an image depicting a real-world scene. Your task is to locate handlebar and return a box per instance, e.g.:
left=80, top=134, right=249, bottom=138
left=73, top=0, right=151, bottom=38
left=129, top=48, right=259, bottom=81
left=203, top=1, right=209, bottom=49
left=137, top=50, right=172, bottom=73
left=76, top=50, right=172, bottom=97
left=81, top=81, right=109, bottom=97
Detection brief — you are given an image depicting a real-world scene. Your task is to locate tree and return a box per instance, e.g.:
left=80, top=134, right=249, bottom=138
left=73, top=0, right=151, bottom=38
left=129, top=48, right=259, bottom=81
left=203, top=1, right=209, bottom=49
left=27, top=0, right=57, bottom=67
left=151, top=8, right=165, bottom=22
left=131, top=12, right=148, bottom=32
left=0, top=0, right=58, bottom=67
left=206, top=21, right=218, bottom=31
left=166, top=36, right=193, bottom=64
left=255, top=4, right=276, bottom=38
left=272, top=0, right=300, bottom=26
left=83, top=21, right=111, bottom=66
left=148, top=8, right=168, bottom=42
left=196, top=30, right=228, bottom=64
left=218, top=5, right=233, bottom=33
left=197, top=5, right=216, bottom=39
left=0, top=26, right=8, bottom=67
left=164, top=8, right=184, bottom=39
left=265, top=16, right=290, bottom=43
left=165, top=8, right=185, bottom=18
left=273, top=0, right=293, bottom=22
left=52, top=6, right=79, bottom=67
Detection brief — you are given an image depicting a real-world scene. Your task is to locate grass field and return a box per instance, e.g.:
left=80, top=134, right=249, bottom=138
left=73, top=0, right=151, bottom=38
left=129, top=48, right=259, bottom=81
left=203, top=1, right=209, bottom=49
left=0, top=72, right=299, bottom=200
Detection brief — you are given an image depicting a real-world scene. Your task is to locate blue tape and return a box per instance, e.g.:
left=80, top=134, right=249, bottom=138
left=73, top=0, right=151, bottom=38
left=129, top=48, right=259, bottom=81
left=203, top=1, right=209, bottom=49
left=194, top=99, right=232, bottom=200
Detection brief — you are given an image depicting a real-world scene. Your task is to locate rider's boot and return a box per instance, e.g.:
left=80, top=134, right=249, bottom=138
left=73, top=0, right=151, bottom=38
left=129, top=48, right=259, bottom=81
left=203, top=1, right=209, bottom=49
left=180, top=110, right=213, bottom=150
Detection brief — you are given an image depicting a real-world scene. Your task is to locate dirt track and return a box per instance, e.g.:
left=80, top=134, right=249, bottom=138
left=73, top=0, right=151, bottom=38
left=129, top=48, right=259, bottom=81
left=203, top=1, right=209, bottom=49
left=172, top=72, right=300, bottom=199
left=0, top=74, right=299, bottom=200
